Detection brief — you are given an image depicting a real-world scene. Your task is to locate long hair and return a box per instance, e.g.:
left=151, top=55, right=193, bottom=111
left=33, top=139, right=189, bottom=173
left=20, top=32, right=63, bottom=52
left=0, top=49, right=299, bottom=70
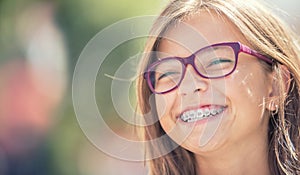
left=136, top=0, right=300, bottom=174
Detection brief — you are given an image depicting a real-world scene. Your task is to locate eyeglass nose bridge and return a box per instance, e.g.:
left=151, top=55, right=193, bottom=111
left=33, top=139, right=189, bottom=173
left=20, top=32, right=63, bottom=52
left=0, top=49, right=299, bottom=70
left=182, top=54, right=195, bottom=65
left=181, top=54, right=207, bottom=79
left=178, top=54, right=211, bottom=93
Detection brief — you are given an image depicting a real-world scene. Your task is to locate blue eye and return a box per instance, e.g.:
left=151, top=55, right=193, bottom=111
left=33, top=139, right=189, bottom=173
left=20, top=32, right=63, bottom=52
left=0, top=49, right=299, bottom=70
left=158, top=71, right=180, bottom=80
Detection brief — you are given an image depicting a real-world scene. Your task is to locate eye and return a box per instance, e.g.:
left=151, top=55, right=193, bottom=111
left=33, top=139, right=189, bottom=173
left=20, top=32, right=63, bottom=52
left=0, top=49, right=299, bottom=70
left=158, top=71, right=181, bottom=81
left=207, top=58, right=233, bottom=67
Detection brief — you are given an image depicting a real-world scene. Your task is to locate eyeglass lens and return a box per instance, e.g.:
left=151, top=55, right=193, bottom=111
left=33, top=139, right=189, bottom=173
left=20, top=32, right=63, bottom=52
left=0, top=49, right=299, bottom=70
left=149, top=45, right=236, bottom=93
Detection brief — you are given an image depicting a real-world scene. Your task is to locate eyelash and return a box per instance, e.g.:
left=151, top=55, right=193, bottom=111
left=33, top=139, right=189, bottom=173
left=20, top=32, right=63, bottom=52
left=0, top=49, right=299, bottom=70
left=207, top=58, right=232, bottom=67
left=158, top=71, right=180, bottom=80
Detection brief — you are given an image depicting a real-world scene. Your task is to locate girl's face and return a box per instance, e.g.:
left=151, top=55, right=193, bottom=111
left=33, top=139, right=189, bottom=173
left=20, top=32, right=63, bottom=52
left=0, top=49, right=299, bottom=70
left=154, top=12, right=274, bottom=154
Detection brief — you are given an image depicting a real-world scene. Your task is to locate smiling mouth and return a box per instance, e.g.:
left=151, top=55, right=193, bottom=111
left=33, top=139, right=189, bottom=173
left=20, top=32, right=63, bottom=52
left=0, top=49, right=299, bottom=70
left=180, top=105, right=227, bottom=123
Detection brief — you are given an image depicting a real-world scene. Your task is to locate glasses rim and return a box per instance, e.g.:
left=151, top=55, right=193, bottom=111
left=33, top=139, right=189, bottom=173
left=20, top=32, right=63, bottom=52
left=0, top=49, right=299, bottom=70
left=144, top=41, right=275, bottom=94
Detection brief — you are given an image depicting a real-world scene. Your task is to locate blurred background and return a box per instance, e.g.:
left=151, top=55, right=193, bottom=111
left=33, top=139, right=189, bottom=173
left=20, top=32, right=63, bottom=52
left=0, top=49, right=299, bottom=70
left=0, top=0, right=299, bottom=175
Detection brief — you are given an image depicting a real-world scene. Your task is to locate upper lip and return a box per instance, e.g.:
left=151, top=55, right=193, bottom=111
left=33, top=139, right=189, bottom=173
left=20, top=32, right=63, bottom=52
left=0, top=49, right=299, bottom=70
left=177, top=104, right=227, bottom=119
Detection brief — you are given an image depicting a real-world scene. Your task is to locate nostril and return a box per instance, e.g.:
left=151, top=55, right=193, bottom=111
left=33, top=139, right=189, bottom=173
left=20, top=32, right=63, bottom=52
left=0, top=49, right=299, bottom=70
left=194, top=88, right=201, bottom=93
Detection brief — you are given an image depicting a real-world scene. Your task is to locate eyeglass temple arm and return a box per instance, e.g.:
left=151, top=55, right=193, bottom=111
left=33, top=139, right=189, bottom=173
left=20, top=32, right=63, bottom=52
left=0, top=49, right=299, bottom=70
left=240, top=43, right=274, bottom=65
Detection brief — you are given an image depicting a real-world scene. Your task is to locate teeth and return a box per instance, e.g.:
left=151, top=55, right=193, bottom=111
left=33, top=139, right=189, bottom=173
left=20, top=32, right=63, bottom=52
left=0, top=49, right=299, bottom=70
left=197, top=109, right=203, bottom=117
left=204, top=109, right=210, bottom=117
left=180, top=106, right=225, bottom=123
left=211, top=109, right=217, bottom=115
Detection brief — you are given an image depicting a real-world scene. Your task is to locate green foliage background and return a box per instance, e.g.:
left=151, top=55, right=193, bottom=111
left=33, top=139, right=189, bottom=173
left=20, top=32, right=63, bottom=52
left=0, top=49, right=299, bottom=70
left=0, top=0, right=167, bottom=174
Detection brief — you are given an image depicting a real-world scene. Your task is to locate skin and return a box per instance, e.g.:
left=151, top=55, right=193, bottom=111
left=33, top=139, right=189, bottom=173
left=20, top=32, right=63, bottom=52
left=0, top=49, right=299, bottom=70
left=155, top=12, right=275, bottom=175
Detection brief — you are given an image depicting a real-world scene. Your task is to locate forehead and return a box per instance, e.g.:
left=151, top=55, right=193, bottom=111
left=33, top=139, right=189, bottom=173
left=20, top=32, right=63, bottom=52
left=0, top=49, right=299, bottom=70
left=157, top=11, right=246, bottom=58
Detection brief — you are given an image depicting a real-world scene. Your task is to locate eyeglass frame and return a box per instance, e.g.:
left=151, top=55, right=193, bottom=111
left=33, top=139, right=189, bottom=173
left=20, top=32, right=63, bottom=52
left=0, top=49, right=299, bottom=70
left=143, top=42, right=275, bottom=94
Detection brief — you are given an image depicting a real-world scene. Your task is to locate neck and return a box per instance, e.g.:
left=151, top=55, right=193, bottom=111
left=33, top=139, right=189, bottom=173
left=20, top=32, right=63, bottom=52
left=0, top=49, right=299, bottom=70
left=195, top=133, right=271, bottom=175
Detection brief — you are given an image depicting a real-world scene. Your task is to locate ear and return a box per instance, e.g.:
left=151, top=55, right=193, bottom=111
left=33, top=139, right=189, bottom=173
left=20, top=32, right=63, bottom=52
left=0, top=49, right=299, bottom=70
left=266, top=64, right=291, bottom=111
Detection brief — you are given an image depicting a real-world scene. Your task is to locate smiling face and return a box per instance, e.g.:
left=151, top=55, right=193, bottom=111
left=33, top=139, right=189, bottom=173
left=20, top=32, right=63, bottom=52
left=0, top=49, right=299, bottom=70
left=154, top=12, right=274, bottom=154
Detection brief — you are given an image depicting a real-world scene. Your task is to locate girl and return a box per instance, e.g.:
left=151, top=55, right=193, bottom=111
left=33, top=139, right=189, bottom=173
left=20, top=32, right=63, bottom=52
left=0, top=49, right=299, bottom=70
left=137, top=0, right=300, bottom=174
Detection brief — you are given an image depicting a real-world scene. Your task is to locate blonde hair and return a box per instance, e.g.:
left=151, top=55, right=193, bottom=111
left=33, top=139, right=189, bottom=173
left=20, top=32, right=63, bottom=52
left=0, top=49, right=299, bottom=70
left=137, top=0, right=300, bottom=174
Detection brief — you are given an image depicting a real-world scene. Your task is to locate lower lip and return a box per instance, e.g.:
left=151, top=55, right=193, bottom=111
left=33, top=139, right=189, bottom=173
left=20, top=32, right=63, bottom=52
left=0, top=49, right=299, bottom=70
left=177, top=107, right=228, bottom=125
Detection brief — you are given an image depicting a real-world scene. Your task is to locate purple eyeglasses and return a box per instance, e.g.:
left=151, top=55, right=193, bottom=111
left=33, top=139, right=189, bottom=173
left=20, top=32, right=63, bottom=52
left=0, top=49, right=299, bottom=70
left=144, top=42, right=274, bottom=94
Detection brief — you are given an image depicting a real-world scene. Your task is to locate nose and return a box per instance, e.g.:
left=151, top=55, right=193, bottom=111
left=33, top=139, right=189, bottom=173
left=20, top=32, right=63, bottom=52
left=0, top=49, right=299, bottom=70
left=177, top=65, right=209, bottom=96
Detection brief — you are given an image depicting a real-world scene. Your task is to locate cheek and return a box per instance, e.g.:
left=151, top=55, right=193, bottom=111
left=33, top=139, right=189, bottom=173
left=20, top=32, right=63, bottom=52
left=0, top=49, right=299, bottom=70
left=155, top=93, right=178, bottom=130
left=155, top=95, right=167, bottom=118
left=227, top=65, right=269, bottom=117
